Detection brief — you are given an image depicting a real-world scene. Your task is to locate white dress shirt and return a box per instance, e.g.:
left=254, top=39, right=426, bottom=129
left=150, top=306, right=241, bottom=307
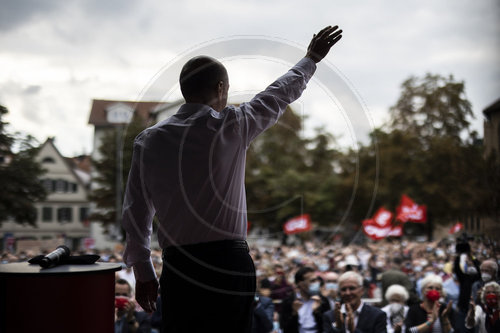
left=296, top=292, right=318, bottom=333
left=122, top=57, right=316, bottom=281
left=340, top=302, right=364, bottom=333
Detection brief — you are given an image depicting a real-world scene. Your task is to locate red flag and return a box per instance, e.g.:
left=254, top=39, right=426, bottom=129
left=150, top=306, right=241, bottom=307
left=396, top=194, right=427, bottom=223
left=362, top=219, right=402, bottom=240
left=387, top=225, right=403, bottom=237
left=373, top=207, right=393, bottom=228
left=283, top=214, right=312, bottom=235
left=449, top=222, right=464, bottom=234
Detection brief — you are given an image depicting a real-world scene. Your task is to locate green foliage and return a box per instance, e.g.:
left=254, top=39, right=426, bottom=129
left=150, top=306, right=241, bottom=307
left=335, top=73, right=494, bottom=230
left=389, top=73, right=473, bottom=142
left=0, top=105, right=46, bottom=226
left=245, top=108, right=340, bottom=230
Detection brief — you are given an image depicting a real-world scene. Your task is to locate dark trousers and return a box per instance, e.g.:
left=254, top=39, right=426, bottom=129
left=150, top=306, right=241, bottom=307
left=160, top=240, right=256, bottom=333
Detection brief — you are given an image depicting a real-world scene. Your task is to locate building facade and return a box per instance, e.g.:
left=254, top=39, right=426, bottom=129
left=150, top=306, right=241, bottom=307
left=1, top=138, right=91, bottom=252
left=483, top=98, right=500, bottom=158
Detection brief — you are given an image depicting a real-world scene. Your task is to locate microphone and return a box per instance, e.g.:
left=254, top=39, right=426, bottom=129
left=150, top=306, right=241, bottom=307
left=39, top=245, right=70, bottom=268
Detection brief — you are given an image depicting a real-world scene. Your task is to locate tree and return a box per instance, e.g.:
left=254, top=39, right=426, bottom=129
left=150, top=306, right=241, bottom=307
left=245, top=107, right=308, bottom=229
left=0, top=105, right=46, bottom=226
left=389, top=73, right=473, bottom=143
left=89, top=115, right=147, bottom=228
left=245, top=108, right=341, bottom=230
left=336, top=73, right=491, bottom=233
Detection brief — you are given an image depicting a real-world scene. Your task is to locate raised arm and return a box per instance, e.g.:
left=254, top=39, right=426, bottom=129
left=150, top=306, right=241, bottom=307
left=237, top=25, right=343, bottom=145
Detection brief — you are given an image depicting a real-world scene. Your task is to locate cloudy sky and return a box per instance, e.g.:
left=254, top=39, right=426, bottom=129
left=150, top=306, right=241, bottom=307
left=1, top=0, right=499, bottom=156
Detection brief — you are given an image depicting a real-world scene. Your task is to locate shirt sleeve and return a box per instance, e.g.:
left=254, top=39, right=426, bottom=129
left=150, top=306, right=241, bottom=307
left=237, top=57, right=316, bottom=146
left=122, top=133, right=157, bottom=282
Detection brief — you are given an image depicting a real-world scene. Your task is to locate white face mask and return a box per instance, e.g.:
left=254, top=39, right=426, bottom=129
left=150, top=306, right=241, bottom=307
left=308, top=282, right=321, bottom=295
left=481, top=272, right=492, bottom=282
left=389, top=303, right=404, bottom=314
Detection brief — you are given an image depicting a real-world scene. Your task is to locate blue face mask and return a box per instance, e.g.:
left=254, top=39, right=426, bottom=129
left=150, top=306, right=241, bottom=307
left=318, top=264, right=329, bottom=272
left=325, top=282, right=338, bottom=291
left=309, top=281, right=321, bottom=295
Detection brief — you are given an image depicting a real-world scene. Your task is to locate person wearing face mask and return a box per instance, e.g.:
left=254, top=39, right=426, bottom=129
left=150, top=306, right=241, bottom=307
left=465, top=281, right=500, bottom=333
left=280, top=266, right=331, bottom=333
left=381, top=284, right=410, bottom=333
left=404, top=274, right=455, bottom=333
left=322, top=272, right=339, bottom=309
left=470, top=260, right=499, bottom=306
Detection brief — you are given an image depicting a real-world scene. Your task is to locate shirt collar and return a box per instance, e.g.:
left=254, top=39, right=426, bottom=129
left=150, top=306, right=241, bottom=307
left=341, top=301, right=364, bottom=315
left=176, top=103, right=213, bottom=117
left=177, top=103, right=226, bottom=118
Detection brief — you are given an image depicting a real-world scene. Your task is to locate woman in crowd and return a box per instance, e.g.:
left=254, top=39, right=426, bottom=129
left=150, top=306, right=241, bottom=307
left=382, top=284, right=410, bottom=333
left=404, top=274, right=455, bottom=333
left=465, top=281, right=500, bottom=333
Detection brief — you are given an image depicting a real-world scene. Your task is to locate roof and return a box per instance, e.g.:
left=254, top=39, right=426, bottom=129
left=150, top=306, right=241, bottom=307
left=88, top=99, right=168, bottom=126
left=483, top=98, right=500, bottom=120
left=66, top=155, right=92, bottom=173
left=39, top=138, right=91, bottom=189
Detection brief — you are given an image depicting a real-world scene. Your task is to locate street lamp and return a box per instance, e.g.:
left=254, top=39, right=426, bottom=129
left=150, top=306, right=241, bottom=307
left=105, top=103, right=133, bottom=241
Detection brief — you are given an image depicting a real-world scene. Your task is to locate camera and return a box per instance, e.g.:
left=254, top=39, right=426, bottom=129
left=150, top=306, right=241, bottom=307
left=455, top=232, right=473, bottom=253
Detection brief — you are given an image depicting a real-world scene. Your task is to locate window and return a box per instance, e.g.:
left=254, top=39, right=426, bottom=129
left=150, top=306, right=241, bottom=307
left=71, top=183, right=78, bottom=193
left=55, top=179, right=68, bottom=193
left=42, top=179, right=54, bottom=192
left=57, top=207, right=73, bottom=223
left=41, top=157, right=55, bottom=163
left=42, top=207, right=53, bottom=222
left=79, top=207, right=89, bottom=222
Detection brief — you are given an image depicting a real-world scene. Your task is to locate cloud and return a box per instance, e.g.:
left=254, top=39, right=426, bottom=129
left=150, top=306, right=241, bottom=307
left=0, top=0, right=61, bottom=32
left=23, top=85, right=41, bottom=95
left=0, top=0, right=499, bottom=156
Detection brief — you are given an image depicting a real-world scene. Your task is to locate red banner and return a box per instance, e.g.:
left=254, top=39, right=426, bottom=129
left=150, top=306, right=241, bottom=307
left=396, top=194, right=427, bottom=223
left=283, top=214, right=312, bottom=235
left=373, top=207, right=393, bottom=228
left=449, top=222, right=464, bottom=234
left=362, top=219, right=402, bottom=240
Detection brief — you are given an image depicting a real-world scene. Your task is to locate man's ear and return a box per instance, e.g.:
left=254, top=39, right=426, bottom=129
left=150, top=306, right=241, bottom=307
left=217, top=81, right=224, bottom=97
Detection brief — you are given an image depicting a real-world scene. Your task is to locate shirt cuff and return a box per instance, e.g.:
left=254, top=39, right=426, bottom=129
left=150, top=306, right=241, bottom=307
left=131, top=259, right=157, bottom=282
left=295, top=57, right=317, bottom=76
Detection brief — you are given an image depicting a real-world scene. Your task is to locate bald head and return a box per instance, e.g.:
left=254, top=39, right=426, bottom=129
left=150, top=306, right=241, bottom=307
left=179, top=56, right=228, bottom=108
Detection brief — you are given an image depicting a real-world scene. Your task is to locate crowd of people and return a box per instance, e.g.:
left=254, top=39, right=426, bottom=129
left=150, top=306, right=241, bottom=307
left=1, top=236, right=499, bottom=332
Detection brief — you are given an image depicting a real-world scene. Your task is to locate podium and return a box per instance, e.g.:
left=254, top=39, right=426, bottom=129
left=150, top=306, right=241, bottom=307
left=0, top=262, right=121, bottom=333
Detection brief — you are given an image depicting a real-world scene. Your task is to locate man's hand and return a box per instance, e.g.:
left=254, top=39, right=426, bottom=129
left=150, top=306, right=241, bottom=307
left=135, top=278, right=159, bottom=313
left=292, top=299, right=304, bottom=315
left=306, top=25, right=343, bottom=63
left=334, top=302, right=343, bottom=328
left=311, top=295, right=321, bottom=312
left=345, top=303, right=355, bottom=332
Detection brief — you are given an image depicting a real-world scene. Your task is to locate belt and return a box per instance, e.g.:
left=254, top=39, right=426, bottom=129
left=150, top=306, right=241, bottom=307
left=163, top=239, right=249, bottom=258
